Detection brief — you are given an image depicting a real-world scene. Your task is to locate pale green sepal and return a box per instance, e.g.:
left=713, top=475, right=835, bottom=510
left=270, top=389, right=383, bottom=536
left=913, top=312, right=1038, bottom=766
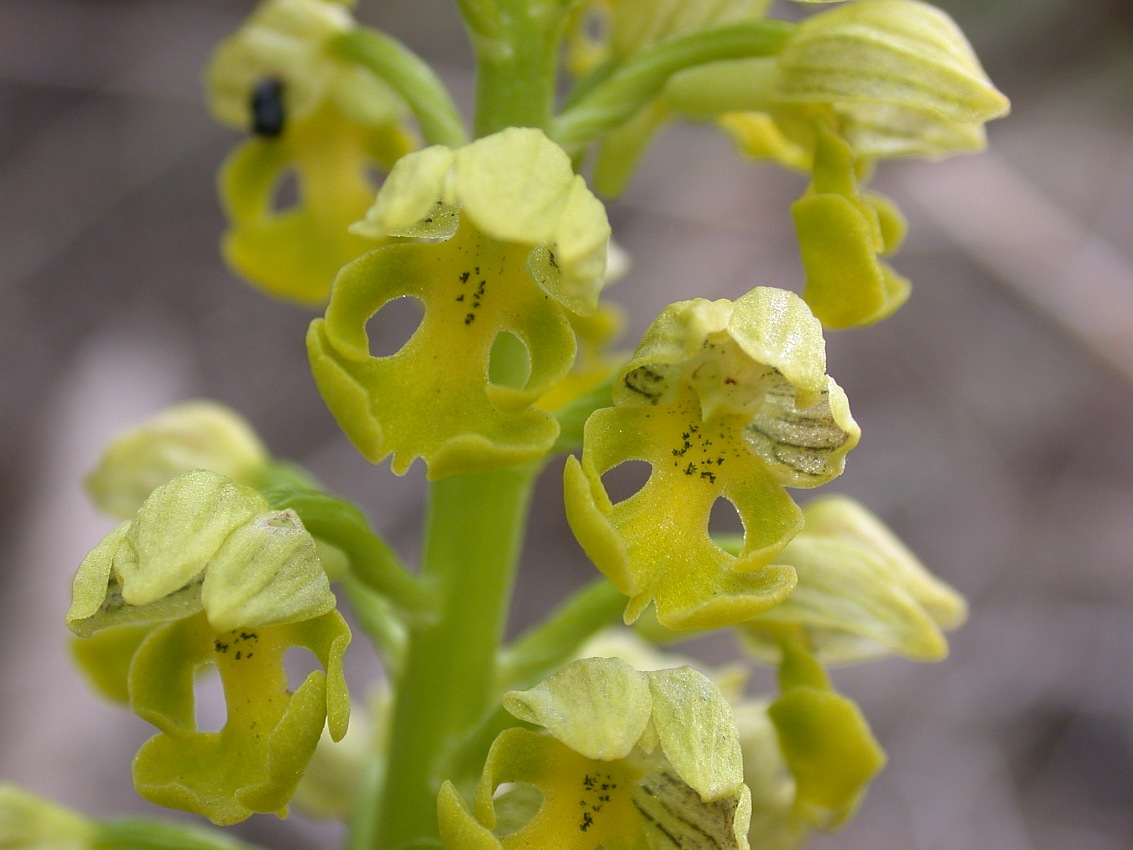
left=645, top=666, right=744, bottom=800
left=85, top=402, right=268, bottom=520
left=740, top=536, right=948, bottom=663
left=130, top=610, right=351, bottom=825
left=502, top=656, right=652, bottom=761
left=67, top=521, right=129, bottom=625
left=67, top=520, right=206, bottom=640
left=804, top=496, right=966, bottom=627
left=0, top=784, right=95, bottom=849
left=201, top=508, right=336, bottom=632
left=454, top=129, right=576, bottom=249
left=349, top=128, right=611, bottom=316
left=350, top=144, right=456, bottom=238
left=117, top=471, right=265, bottom=607
left=776, top=0, right=1010, bottom=158
left=740, top=496, right=966, bottom=663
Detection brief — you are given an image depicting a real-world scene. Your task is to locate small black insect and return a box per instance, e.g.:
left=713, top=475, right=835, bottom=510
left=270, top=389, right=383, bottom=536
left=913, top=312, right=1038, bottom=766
left=250, top=78, right=285, bottom=138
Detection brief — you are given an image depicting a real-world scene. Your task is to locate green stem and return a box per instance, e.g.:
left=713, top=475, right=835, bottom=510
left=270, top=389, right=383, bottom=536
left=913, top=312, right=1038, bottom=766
left=330, top=28, right=469, bottom=148
left=553, top=19, right=795, bottom=152
left=362, top=464, right=540, bottom=850
left=496, top=578, right=626, bottom=691
left=469, top=2, right=569, bottom=136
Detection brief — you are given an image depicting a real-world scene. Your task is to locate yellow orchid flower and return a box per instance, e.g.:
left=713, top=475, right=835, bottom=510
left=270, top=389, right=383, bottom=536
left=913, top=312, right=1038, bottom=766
left=439, top=657, right=752, bottom=850
left=565, top=288, right=859, bottom=630
left=206, top=0, right=414, bottom=305
left=308, top=127, right=611, bottom=478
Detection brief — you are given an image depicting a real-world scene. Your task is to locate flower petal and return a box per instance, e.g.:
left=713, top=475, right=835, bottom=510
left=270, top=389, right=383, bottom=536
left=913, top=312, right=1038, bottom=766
left=503, top=657, right=653, bottom=761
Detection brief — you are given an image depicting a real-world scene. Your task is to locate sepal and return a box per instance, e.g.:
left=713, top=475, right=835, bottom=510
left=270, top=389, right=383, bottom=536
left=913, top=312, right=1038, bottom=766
left=774, top=0, right=1010, bottom=159
left=67, top=470, right=335, bottom=638
left=84, top=401, right=268, bottom=520
left=739, top=496, right=967, bottom=663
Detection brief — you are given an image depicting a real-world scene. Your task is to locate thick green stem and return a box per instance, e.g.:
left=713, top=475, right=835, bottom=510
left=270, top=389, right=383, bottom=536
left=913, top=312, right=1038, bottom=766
left=469, top=2, right=568, bottom=136
left=330, top=28, right=469, bottom=147
left=363, top=464, right=539, bottom=850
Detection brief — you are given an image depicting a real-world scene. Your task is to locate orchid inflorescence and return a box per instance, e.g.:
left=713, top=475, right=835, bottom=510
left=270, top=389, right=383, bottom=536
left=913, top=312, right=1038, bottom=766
left=3, top=1, right=1005, bottom=848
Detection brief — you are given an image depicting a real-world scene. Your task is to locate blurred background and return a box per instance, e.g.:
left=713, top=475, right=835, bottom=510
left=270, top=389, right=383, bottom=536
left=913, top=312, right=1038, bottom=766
left=1, top=0, right=1131, bottom=848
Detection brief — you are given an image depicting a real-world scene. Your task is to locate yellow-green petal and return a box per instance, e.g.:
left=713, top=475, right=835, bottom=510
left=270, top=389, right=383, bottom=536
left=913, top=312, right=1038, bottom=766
left=645, top=666, right=744, bottom=800
left=117, top=471, right=265, bottom=607
left=67, top=521, right=130, bottom=628
left=503, top=657, right=653, bottom=761
left=201, top=509, right=336, bottom=632
left=740, top=495, right=967, bottom=662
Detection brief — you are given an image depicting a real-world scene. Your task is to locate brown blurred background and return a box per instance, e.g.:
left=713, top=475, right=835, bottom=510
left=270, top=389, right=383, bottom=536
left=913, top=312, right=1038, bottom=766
left=1, top=1, right=1132, bottom=848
